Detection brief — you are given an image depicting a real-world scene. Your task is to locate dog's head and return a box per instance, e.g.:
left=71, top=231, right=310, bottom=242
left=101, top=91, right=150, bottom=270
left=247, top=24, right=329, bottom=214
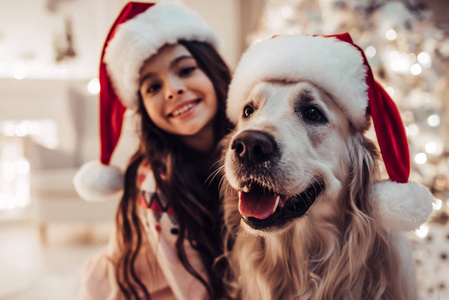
left=224, top=80, right=357, bottom=233
left=222, top=33, right=424, bottom=235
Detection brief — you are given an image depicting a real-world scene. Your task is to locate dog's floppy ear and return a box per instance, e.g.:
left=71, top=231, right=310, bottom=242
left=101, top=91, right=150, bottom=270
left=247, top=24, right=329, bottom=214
left=347, top=133, right=378, bottom=214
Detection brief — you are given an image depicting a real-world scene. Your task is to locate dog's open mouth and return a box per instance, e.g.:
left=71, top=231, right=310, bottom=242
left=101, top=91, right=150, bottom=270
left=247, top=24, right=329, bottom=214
left=238, top=180, right=324, bottom=230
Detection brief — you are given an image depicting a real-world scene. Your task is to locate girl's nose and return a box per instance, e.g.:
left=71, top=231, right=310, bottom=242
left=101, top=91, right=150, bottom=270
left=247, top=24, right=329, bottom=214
left=167, top=89, right=184, bottom=100
left=165, top=77, right=185, bottom=101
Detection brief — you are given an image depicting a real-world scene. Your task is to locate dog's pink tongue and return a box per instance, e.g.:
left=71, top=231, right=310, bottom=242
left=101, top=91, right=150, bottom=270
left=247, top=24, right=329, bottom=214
left=239, top=191, right=278, bottom=220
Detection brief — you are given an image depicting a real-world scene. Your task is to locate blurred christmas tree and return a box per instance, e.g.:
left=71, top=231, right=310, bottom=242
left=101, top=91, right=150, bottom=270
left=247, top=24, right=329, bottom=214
left=250, top=0, right=449, bottom=298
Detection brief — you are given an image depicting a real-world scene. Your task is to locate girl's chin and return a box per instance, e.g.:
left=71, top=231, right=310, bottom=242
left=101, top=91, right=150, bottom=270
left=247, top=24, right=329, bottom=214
left=175, top=120, right=214, bottom=138
left=170, top=116, right=214, bottom=135
left=173, top=126, right=206, bottom=137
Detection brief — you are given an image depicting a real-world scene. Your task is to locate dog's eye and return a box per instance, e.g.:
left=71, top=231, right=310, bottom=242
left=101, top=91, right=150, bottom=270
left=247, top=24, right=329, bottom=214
left=243, top=104, right=255, bottom=118
left=304, top=107, right=325, bottom=122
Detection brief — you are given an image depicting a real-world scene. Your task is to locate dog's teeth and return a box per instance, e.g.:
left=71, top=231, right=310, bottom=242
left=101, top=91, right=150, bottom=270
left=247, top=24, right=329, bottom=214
left=242, top=186, right=250, bottom=192
left=273, top=195, right=280, bottom=213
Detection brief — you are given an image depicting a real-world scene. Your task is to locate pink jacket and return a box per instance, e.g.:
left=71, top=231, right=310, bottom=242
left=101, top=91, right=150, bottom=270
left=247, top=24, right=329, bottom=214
left=80, top=162, right=209, bottom=300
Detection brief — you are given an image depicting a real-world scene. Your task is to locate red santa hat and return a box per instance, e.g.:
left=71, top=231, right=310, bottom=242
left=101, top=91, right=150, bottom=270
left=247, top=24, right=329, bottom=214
left=227, top=33, right=434, bottom=232
left=73, top=1, right=219, bottom=201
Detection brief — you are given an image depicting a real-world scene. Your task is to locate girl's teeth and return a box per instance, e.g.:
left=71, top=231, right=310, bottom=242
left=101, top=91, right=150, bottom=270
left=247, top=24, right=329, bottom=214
left=173, top=103, right=194, bottom=117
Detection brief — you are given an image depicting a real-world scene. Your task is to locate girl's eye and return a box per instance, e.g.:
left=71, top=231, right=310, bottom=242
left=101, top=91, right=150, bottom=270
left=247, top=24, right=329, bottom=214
left=146, top=83, right=161, bottom=94
left=303, top=107, right=325, bottom=122
left=179, top=66, right=196, bottom=77
left=243, top=104, right=255, bottom=118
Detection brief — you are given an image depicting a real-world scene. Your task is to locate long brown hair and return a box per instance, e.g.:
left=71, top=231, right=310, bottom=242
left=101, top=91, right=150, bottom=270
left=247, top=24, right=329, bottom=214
left=114, top=40, right=232, bottom=299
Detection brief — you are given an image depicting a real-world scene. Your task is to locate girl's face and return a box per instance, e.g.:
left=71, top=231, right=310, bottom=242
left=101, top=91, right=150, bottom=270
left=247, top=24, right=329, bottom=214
left=139, top=44, right=218, bottom=148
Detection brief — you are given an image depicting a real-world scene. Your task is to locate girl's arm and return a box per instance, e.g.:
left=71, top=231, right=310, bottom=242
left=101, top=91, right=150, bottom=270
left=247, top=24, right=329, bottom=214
left=79, top=228, right=174, bottom=300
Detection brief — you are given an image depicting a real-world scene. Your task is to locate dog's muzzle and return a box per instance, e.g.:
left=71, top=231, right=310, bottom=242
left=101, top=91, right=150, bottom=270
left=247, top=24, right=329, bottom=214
left=229, top=130, right=324, bottom=231
left=231, top=130, right=279, bottom=166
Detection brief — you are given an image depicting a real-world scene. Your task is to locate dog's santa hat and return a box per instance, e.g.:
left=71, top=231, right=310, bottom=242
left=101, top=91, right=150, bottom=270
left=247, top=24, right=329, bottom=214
left=227, top=33, right=434, bottom=232
left=73, top=1, right=219, bottom=201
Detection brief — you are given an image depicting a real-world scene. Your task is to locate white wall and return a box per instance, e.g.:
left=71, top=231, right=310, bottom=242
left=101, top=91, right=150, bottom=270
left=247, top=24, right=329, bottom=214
left=181, top=0, right=241, bottom=68
left=0, top=0, right=242, bottom=80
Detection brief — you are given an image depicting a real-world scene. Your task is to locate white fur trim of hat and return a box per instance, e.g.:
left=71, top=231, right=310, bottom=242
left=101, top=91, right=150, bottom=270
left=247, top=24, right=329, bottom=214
left=104, top=2, right=219, bottom=110
left=227, top=35, right=369, bottom=130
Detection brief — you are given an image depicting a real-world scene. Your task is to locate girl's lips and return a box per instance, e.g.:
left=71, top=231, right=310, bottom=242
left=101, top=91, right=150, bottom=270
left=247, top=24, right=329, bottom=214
left=168, top=99, right=201, bottom=118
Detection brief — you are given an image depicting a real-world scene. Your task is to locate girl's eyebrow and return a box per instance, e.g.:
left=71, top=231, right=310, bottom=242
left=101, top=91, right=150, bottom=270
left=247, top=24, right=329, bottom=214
left=140, top=72, right=156, bottom=86
left=170, top=55, right=194, bottom=69
left=139, top=55, right=194, bottom=86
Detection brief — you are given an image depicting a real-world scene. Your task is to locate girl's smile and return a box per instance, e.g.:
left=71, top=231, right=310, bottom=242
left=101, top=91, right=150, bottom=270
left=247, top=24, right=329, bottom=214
left=168, top=98, right=202, bottom=118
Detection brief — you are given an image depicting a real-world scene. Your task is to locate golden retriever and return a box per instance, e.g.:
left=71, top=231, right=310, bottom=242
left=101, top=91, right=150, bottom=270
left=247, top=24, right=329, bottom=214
left=221, top=80, right=417, bottom=300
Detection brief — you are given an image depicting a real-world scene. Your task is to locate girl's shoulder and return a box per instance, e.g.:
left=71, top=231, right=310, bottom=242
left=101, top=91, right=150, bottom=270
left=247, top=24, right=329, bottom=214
left=136, top=159, right=158, bottom=211
left=137, top=159, right=156, bottom=192
left=136, top=159, right=171, bottom=215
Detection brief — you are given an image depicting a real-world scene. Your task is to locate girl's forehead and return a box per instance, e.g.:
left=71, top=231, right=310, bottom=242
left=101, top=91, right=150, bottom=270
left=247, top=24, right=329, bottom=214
left=140, top=43, right=192, bottom=75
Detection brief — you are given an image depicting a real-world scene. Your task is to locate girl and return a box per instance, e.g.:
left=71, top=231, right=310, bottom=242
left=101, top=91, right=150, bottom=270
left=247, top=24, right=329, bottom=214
left=74, top=2, right=232, bottom=299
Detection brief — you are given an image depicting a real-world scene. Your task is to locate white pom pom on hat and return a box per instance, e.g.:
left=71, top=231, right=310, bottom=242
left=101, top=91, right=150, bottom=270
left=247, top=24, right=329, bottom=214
left=372, top=181, right=434, bottom=232
left=73, top=2, right=219, bottom=201
left=226, top=33, right=434, bottom=231
left=73, top=161, right=123, bottom=202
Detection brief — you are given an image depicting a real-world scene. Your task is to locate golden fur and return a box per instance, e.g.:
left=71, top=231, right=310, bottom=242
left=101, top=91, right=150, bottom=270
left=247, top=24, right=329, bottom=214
left=220, top=81, right=416, bottom=300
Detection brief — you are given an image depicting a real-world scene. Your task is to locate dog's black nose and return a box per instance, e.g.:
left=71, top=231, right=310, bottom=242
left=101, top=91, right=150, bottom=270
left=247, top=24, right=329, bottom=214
left=231, top=130, right=277, bottom=163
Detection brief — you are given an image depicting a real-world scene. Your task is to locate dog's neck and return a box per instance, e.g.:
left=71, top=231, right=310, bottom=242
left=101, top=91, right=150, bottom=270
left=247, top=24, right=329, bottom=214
left=230, top=214, right=345, bottom=300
